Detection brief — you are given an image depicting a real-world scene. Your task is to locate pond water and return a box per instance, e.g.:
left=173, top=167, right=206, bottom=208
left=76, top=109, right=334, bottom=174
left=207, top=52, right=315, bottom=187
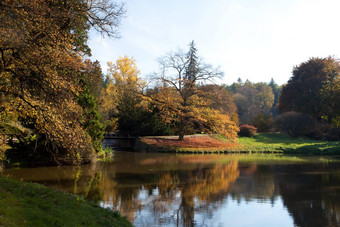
left=2, top=152, right=340, bottom=227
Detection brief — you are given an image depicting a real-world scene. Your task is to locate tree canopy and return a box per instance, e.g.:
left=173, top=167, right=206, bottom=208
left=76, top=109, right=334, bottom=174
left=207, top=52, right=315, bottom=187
left=102, top=56, right=148, bottom=134
left=278, top=57, right=340, bottom=126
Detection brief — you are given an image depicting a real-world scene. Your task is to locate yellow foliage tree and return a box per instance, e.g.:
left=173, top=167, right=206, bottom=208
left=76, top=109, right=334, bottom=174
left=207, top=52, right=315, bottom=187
left=101, top=56, right=147, bottom=133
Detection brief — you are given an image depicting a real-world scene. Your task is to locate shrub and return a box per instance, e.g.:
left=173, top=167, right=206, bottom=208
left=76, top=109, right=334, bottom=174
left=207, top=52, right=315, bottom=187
left=308, top=123, right=329, bottom=140
left=251, top=113, right=273, bottom=132
left=274, top=111, right=316, bottom=138
left=238, top=124, right=257, bottom=137
left=325, top=128, right=340, bottom=141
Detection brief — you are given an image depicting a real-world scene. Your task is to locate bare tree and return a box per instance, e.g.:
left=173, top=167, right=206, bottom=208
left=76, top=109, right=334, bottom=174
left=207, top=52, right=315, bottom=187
left=158, top=41, right=223, bottom=102
left=154, top=41, right=225, bottom=140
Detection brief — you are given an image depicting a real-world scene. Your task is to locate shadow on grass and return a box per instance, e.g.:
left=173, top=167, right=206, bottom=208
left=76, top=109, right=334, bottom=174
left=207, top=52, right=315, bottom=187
left=286, top=142, right=340, bottom=154
left=252, top=133, right=317, bottom=145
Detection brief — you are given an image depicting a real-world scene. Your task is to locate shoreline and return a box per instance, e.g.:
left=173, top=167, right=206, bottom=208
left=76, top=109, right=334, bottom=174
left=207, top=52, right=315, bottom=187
left=136, top=133, right=340, bottom=155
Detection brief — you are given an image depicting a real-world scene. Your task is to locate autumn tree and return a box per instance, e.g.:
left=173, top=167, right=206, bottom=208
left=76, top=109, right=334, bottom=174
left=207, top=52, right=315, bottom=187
left=197, top=84, right=239, bottom=126
left=101, top=56, right=152, bottom=135
left=153, top=41, right=238, bottom=141
left=279, top=57, right=340, bottom=126
left=0, top=0, right=125, bottom=165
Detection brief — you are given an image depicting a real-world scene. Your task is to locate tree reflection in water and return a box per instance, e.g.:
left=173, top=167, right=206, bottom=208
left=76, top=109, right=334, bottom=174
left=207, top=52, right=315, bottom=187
left=274, top=164, right=340, bottom=227
left=2, top=153, right=340, bottom=227
left=96, top=158, right=240, bottom=226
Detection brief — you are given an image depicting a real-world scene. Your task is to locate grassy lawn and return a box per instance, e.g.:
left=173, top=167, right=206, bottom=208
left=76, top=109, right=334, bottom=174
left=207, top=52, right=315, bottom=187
left=0, top=177, right=132, bottom=227
left=139, top=133, right=340, bottom=154
left=237, top=133, right=340, bottom=154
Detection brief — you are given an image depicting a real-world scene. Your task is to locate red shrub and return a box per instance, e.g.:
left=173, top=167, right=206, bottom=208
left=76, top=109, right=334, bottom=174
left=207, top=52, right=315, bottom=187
left=238, top=125, right=257, bottom=137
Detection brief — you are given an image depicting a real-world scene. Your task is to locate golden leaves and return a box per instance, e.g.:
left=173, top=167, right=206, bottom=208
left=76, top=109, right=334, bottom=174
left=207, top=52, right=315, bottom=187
left=150, top=84, right=239, bottom=141
left=0, top=0, right=101, bottom=164
left=102, top=56, right=146, bottom=129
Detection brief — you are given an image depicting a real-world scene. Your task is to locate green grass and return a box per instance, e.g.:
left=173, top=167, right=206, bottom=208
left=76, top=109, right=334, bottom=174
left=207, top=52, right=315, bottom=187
left=0, top=177, right=132, bottom=227
left=236, top=133, right=340, bottom=154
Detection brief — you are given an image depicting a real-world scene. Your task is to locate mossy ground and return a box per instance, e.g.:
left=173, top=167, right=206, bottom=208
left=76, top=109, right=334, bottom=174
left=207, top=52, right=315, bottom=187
left=0, top=177, right=132, bottom=227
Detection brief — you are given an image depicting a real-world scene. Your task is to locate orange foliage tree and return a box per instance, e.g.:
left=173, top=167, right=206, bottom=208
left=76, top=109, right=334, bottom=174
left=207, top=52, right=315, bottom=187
left=151, top=41, right=239, bottom=141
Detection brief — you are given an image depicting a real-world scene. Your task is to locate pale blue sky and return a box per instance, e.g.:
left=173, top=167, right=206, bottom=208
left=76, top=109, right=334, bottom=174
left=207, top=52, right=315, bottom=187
left=88, top=0, right=340, bottom=85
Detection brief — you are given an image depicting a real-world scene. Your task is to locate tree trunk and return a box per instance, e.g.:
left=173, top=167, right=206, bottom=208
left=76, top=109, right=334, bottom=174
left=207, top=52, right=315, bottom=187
left=178, top=121, right=185, bottom=141
left=178, top=132, right=184, bottom=141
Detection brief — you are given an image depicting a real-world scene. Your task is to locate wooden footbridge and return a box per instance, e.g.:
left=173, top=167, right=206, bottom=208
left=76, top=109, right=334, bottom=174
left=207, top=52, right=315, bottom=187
left=103, top=133, right=138, bottom=150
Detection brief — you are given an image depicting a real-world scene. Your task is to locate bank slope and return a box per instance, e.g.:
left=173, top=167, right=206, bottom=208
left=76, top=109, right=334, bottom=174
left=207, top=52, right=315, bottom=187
left=0, top=177, right=132, bottom=227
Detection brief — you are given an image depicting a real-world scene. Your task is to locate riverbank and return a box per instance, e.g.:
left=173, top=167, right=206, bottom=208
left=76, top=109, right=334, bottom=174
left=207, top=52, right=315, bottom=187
left=238, top=133, right=340, bottom=154
left=0, top=177, right=132, bottom=226
left=139, top=133, right=340, bottom=154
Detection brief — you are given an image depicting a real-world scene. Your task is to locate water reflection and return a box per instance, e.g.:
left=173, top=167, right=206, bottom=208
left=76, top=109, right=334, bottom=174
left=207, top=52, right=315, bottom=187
left=2, top=153, right=340, bottom=227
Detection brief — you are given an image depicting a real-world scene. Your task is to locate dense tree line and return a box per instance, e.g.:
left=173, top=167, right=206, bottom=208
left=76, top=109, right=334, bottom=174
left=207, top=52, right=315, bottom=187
left=226, top=79, right=281, bottom=131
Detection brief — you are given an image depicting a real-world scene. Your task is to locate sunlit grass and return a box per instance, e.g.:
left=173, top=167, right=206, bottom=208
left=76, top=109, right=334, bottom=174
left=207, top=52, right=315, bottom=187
left=237, top=133, right=340, bottom=154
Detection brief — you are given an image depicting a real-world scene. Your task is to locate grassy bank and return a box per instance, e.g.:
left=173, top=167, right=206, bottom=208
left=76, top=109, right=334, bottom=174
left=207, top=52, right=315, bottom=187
left=0, top=177, right=132, bottom=227
left=238, top=133, right=340, bottom=154
left=139, top=133, right=340, bottom=154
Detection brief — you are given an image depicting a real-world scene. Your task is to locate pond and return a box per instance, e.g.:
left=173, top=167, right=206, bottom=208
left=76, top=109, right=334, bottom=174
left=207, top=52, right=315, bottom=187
left=2, top=152, right=340, bottom=227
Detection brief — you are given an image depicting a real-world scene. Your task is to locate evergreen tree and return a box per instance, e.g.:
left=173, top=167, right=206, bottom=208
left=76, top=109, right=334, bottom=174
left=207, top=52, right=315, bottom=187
left=185, top=41, right=199, bottom=83
left=269, top=78, right=281, bottom=116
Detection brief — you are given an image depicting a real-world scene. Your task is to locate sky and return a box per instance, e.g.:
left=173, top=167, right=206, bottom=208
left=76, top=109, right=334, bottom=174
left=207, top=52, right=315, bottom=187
left=88, top=0, right=340, bottom=85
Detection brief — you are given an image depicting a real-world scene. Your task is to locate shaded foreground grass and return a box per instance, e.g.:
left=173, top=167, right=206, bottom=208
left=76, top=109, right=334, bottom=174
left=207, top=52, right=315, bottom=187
left=0, top=177, right=132, bottom=227
left=139, top=133, right=340, bottom=154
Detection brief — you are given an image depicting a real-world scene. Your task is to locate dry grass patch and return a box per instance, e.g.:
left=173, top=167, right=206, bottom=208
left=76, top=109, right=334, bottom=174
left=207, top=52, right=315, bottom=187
left=141, top=135, right=238, bottom=151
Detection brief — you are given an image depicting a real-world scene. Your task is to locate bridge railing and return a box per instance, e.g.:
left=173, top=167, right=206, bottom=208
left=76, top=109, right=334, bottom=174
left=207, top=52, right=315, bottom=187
left=103, top=133, right=138, bottom=139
